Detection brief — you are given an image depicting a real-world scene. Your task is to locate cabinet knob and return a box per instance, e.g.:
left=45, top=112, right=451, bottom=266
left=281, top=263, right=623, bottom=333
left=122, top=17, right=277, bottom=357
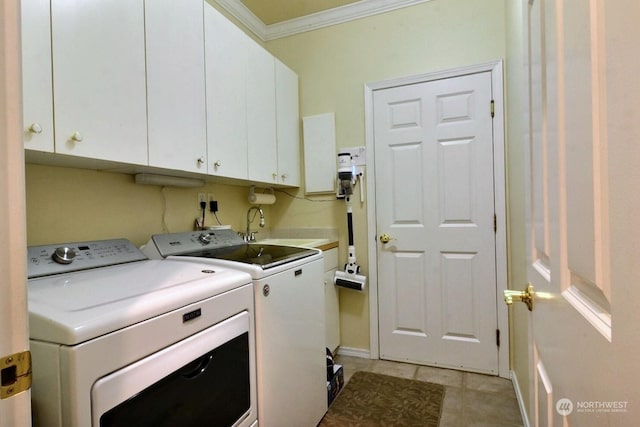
left=272, top=173, right=277, bottom=180
left=197, top=157, right=205, bottom=166
left=281, top=173, right=288, bottom=181
left=214, top=160, right=222, bottom=168
left=70, top=131, right=83, bottom=143
left=28, top=123, right=42, bottom=134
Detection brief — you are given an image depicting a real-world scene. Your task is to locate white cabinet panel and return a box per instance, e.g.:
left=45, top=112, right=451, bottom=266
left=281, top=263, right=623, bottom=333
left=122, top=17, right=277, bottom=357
left=51, top=0, right=147, bottom=165
left=204, top=6, right=248, bottom=180
left=247, top=43, right=277, bottom=184
left=275, top=59, right=300, bottom=187
left=21, top=0, right=54, bottom=153
left=303, top=112, right=336, bottom=193
left=145, top=0, right=207, bottom=173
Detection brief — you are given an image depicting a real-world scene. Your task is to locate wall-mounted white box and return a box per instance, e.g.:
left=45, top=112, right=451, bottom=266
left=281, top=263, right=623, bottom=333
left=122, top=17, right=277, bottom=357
left=303, top=112, right=336, bottom=194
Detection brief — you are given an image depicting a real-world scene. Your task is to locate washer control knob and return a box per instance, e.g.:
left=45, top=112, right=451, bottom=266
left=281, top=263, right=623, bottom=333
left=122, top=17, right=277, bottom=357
left=198, top=232, right=214, bottom=244
left=52, top=247, right=76, bottom=264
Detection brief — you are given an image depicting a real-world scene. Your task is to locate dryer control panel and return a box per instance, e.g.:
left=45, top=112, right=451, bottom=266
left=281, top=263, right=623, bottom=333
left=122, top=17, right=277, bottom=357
left=27, top=239, right=147, bottom=278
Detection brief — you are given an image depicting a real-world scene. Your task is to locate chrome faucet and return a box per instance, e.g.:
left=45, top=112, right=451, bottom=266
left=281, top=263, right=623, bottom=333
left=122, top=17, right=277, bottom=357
left=245, top=206, right=265, bottom=242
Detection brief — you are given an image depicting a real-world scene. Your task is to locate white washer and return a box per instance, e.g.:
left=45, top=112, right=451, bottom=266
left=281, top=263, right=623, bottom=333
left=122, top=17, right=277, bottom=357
left=27, top=238, right=257, bottom=427
left=143, top=230, right=327, bottom=427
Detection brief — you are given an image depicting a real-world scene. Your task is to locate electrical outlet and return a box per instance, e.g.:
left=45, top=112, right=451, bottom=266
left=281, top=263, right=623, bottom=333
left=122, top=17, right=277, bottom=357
left=198, top=193, right=206, bottom=208
left=208, top=193, right=218, bottom=213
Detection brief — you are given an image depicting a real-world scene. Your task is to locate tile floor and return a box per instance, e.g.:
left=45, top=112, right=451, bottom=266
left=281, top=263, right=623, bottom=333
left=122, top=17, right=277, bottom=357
left=334, top=355, right=524, bottom=427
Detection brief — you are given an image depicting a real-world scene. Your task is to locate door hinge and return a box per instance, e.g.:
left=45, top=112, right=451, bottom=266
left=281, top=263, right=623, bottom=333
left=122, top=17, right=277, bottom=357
left=1, top=350, right=32, bottom=399
left=490, top=99, right=495, bottom=118
left=496, top=329, right=501, bottom=347
left=493, top=213, right=497, bottom=233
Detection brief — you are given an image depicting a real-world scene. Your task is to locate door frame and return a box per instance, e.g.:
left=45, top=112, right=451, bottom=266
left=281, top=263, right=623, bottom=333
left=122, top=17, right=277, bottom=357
left=364, top=60, right=509, bottom=378
left=0, top=0, right=31, bottom=423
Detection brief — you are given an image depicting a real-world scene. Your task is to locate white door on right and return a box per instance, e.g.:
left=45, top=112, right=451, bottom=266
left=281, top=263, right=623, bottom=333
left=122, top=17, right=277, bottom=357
left=374, top=71, right=499, bottom=374
left=524, top=0, right=639, bottom=425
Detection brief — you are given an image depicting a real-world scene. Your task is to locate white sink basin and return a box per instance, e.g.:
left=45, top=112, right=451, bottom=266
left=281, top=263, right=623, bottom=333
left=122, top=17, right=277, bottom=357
left=257, top=238, right=330, bottom=248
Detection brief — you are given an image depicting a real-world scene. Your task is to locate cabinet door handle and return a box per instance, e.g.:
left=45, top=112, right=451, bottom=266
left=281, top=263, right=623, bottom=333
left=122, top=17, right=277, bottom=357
left=70, top=131, right=83, bottom=143
left=214, top=160, right=222, bottom=168
left=197, top=157, right=205, bottom=166
left=28, top=123, right=42, bottom=134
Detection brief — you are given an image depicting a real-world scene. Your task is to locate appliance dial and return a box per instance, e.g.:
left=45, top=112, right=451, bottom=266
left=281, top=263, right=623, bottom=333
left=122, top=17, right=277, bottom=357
left=198, top=232, right=214, bottom=244
left=52, top=247, right=76, bottom=264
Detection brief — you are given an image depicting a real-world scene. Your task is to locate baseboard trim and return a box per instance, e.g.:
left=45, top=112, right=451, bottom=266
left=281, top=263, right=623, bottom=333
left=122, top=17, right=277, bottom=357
left=510, top=369, right=531, bottom=427
left=335, top=346, right=372, bottom=359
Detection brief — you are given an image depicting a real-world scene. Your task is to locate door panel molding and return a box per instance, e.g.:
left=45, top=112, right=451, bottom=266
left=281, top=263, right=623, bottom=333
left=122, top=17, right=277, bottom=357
left=365, top=60, right=508, bottom=377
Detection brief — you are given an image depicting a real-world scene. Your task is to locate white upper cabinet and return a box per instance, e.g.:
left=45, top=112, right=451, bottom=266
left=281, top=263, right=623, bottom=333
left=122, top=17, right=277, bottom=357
left=247, top=42, right=278, bottom=184
left=21, top=0, right=54, bottom=153
left=145, top=0, right=207, bottom=173
left=50, top=0, right=147, bottom=165
left=205, top=9, right=300, bottom=187
left=275, top=60, right=300, bottom=187
left=204, top=6, right=249, bottom=180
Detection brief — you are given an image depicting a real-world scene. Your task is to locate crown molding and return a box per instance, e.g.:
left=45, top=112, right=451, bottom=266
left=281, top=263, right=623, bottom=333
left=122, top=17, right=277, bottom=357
left=215, top=0, right=432, bottom=41
left=214, top=0, right=268, bottom=39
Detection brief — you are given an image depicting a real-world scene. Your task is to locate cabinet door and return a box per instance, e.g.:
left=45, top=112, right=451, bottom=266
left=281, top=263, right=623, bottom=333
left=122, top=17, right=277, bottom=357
left=21, top=0, right=54, bottom=152
left=204, top=6, right=248, bottom=180
left=247, top=42, right=277, bottom=184
left=275, top=60, right=300, bottom=187
left=145, top=0, right=207, bottom=173
left=51, top=0, right=147, bottom=164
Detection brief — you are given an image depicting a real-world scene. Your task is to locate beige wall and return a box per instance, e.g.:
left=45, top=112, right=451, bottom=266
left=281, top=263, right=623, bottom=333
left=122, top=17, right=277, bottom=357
left=25, top=164, right=274, bottom=247
left=266, top=0, right=507, bottom=351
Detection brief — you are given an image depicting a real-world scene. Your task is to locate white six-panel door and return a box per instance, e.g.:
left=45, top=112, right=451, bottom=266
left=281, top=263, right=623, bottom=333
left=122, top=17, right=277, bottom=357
left=373, top=71, right=500, bottom=374
left=523, top=0, right=640, bottom=425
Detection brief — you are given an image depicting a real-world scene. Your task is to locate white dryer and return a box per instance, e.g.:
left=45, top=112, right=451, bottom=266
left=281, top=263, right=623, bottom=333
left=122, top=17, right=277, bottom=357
left=27, top=238, right=257, bottom=427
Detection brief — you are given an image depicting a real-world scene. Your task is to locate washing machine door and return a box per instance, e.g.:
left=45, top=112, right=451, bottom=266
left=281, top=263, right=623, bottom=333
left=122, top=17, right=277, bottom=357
left=91, top=311, right=254, bottom=427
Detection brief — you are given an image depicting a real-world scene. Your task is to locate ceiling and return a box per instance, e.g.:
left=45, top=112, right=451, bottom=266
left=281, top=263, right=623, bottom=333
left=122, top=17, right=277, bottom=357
left=241, top=0, right=360, bottom=25
left=215, top=0, right=430, bottom=40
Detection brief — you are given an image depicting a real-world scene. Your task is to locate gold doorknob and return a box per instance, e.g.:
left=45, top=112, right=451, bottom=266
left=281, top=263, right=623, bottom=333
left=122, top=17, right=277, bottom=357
left=503, top=283, right=535, bottom=311
left=379, top=233, right=394, bottom=244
